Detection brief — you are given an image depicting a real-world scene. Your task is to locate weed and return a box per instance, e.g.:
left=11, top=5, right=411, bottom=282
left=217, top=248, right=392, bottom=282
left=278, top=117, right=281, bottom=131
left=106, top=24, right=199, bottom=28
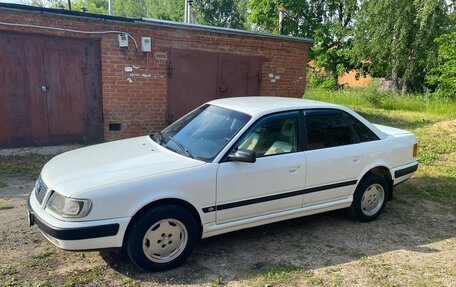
left=3, top=278, right=19, bottom=286
left=0, top=264, right=17, bottom=276
left=63, top=267, right=106, bottom=287
left=33, top=250, right=54, bottom=260
left=0, top=204, right=14, bottom=210
left=210, top=276, right=223, bottom=286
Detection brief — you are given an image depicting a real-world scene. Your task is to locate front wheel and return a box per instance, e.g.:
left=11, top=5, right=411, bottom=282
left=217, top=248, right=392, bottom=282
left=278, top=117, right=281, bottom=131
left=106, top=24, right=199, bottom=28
left=125, top=205, right=199, bottom=271
left=350, top=174, right=388, bottom=222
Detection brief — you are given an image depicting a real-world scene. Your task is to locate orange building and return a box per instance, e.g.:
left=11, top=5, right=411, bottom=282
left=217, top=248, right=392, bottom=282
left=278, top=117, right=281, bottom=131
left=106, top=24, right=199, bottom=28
left=338, top=70, right=372, bottom=87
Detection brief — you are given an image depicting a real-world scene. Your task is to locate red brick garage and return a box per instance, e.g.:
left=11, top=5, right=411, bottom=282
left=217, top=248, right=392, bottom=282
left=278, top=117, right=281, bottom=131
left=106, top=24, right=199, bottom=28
left=0, top=3, right=312, bottom=148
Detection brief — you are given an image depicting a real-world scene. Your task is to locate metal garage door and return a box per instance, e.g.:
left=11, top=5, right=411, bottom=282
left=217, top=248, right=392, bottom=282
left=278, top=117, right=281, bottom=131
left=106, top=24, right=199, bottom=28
left=0, top=32, right=103, bottom=148
left=167, top=49, right=263, bottom=123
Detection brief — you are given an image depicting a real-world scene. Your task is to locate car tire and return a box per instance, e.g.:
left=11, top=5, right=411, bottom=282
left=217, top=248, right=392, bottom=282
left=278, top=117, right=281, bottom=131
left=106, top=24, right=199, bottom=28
left=125, top=205, right=199, bottom=271
left=350, top=174, right=388, bottom=222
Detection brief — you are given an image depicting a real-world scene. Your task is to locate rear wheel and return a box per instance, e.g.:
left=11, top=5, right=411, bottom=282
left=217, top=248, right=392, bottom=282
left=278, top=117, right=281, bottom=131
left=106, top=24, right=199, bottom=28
left=126, top=205, right=199, bottom=271
left=350, top=174, right=388, bottom=222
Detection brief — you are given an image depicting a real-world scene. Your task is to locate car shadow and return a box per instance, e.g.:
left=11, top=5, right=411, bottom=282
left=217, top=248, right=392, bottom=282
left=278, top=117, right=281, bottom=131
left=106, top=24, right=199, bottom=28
left=99, top=177, right=456, bottom=285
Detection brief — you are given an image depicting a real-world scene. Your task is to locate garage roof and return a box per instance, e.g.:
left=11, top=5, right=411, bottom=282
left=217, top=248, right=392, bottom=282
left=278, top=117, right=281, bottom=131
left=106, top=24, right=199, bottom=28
left=0, top=3, right=313, bottom=44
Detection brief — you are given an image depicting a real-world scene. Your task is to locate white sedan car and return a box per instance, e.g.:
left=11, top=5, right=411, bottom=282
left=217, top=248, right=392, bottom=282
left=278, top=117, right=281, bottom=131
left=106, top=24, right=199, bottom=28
left=28, top=97, right=418, bottom=271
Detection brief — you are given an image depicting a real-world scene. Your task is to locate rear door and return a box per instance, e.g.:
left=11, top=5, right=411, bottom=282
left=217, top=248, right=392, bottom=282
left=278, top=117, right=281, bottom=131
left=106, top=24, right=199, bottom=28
left=302, top=109, right=365, bottom=206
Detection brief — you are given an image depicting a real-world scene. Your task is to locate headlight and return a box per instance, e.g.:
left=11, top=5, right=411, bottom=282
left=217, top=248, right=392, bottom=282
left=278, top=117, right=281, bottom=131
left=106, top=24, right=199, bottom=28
left=46, top=191, right=92, bottom=218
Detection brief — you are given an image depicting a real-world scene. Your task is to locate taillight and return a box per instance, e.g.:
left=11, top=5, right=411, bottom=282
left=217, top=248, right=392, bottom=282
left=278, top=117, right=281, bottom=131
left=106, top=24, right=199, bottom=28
left=413, top=144, right=418, bottom=157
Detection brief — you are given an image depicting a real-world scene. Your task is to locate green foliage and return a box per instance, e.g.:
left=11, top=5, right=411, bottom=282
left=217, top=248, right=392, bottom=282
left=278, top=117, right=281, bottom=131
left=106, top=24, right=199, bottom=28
left=249, top=0, right=358, bottom=84
left=352, top=0, right=450, bottom=93
left=112, top=0, right=185, bottom=21
left=307, top=71, right=338, bottom=90
left=193, top=0, right=249, bottom=29
left=362, top=81, right=389, bottom=108
left=70, top=0, right=108, bottom=14
left=427, top=29, right=456, bottom=99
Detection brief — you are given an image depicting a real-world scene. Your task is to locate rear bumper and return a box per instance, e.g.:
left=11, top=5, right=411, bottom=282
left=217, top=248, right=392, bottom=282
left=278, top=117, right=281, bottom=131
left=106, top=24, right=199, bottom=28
left=27, top=192, right=130, bottom=250
left=394, top=163, right=418, bottom=178
left=392, top=162, right=418, bottom=186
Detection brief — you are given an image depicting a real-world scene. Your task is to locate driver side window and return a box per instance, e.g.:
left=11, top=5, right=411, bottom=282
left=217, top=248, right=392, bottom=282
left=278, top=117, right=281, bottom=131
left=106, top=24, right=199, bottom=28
left=238, top=113, right=299, bottom=157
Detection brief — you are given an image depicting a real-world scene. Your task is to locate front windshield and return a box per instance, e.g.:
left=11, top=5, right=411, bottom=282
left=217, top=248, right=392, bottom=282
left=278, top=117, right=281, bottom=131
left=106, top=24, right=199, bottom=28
left=158, top=105, right=251, bottom=161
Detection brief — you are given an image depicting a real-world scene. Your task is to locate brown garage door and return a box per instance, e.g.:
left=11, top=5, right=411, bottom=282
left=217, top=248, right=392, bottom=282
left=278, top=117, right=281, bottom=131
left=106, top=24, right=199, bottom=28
left=167, top=49, right=263, bottom=123
left=0, top=32, right=103, bottom=148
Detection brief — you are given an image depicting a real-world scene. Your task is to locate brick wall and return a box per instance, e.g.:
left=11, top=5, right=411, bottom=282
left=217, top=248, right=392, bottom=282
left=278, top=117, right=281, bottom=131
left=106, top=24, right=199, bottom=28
left=0, top=7, right=311, bottom=141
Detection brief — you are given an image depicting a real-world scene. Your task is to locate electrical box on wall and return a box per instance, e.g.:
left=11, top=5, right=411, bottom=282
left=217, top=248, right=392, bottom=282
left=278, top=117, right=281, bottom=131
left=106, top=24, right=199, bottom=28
left=141, top=37, right=152, bottom=52
left=118, top=33, right=128, bottom=48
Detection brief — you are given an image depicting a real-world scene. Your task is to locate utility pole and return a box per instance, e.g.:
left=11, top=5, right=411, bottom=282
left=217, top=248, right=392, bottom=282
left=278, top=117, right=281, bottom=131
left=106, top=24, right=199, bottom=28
left=188, top=0, right=194, bottom=23
left=184, top=0, right=194, bottom=23
left=278, top=6, right=287, bottom=35
left=67, top=0, right=72, bottom=10
left=184, top=0, right=188, bottom=23
left=108, top=0, right=112, bottom=15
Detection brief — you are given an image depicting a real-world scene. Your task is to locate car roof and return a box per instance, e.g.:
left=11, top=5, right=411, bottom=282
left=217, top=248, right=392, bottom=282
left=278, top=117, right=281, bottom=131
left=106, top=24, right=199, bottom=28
left=208, top=96, right=341, bottom=116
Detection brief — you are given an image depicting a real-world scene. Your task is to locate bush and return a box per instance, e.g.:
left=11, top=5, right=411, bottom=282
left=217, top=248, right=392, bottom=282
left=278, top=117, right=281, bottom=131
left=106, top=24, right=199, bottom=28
left=363, top=80, right=389, bottom=108
left=307, top=71, right=339, bottom=90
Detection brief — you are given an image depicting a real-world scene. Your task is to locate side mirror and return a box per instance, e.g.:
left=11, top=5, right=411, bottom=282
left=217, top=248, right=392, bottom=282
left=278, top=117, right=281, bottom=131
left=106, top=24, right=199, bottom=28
left=228, top=148, right=256, bottom=163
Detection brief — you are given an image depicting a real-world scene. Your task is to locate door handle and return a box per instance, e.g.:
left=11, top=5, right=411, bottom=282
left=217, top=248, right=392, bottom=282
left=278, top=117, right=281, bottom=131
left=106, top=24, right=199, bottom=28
left=352, top=156, right=360, bottom=162
left=288, top=166, right=300, bottom=173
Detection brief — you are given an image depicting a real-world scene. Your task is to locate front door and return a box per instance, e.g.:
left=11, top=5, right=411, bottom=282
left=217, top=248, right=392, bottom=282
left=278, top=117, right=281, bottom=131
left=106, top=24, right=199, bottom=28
left=216, top=111, right=306, bottom=223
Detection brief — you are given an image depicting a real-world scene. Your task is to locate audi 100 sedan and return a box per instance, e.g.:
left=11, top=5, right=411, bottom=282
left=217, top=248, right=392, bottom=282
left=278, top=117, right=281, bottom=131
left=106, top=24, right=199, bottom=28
left=28, top=97, right=418, bottom=271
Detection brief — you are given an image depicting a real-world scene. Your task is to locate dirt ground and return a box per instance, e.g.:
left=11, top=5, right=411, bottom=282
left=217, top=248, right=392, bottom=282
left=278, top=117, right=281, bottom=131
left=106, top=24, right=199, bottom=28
left=0, top=175, right=455, bottom=287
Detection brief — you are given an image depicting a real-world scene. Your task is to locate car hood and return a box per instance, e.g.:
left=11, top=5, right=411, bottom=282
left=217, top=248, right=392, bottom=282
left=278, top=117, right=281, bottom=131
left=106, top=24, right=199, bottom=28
left=40, top=136, right=205, bottom=197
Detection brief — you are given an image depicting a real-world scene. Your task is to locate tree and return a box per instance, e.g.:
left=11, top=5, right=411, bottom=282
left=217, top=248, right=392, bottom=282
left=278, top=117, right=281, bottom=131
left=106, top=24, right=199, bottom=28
left=192, top=0, right=249, bottom=29
left=427, top=28, right=456, bottom=99
left=71, top=0, right=108, bottom=14
left=352, top=0, right=450, bottom=93
left=111, top=0, right=184, bottom=21
left=249, top=0, right=358, bottom=86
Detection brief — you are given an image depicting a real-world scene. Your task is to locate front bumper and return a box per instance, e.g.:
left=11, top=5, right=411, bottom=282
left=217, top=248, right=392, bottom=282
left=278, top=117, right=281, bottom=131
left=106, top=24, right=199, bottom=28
left=27, top=192, right=130, bottom=250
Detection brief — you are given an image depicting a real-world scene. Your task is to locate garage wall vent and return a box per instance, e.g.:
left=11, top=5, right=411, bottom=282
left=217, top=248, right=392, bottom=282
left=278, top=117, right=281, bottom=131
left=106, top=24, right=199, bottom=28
left=109, top=123, right=121, bottom=131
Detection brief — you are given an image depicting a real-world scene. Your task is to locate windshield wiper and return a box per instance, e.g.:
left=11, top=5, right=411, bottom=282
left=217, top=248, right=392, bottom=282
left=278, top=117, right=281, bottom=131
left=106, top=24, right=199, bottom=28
left=168, top=136, right=194, bottom=159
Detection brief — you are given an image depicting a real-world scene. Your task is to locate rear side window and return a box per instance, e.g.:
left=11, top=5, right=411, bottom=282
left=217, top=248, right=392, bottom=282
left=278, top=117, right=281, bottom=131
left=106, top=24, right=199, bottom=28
left=305, top=110, right=355, bottom=150
left=343, top=112, right=379, bottom=142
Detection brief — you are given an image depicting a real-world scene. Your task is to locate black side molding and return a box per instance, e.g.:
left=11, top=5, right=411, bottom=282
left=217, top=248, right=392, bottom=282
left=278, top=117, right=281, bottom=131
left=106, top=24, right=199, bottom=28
left=202, top=179, right=357, bottom=213
left=395, top=163, right=419, bottom=178
left=27, top=197, right=119, bottom=241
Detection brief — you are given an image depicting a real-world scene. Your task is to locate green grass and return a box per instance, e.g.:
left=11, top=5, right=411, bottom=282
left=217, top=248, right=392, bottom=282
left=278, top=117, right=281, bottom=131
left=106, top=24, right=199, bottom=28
left=0, top=154, right=52, bottom=180
left=305, top=87, right=456, bottom=118
left=63, top=267, right=106, bottom=287
left=305, top=87, right=456, bottom=209
left=32, top=250, right=54, bottom=260
left=250, top=262, right=305, bottom=286
left=0, top=199, right=14, bottom=210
